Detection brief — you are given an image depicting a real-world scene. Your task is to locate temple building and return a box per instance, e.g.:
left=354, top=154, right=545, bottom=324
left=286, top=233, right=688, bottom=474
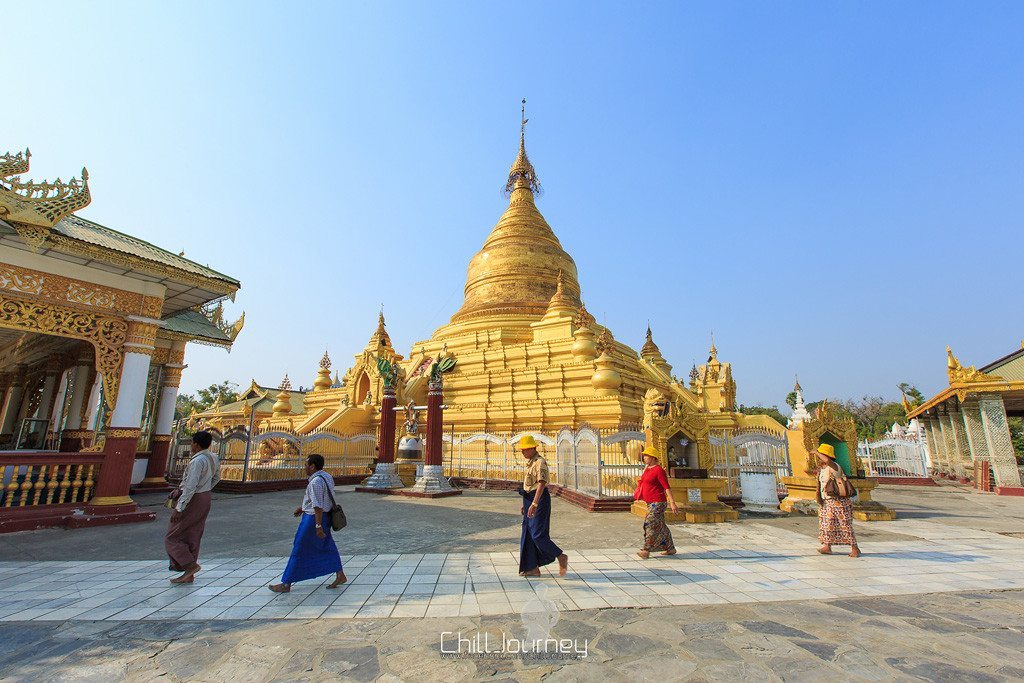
left=908, top=344, right=1024, bottom=495
left=197, top=109, right=795, bottom=518
left=0, top=147, right=242, bottom=531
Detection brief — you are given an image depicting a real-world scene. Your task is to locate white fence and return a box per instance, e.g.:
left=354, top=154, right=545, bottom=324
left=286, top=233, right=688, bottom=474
left=857, top=434, right=930, bottom=479
left=443, top=426, right=646, bottom=498
left=708, top=427, right=792, bottom=497
left=169, top=426, right=377, bottom=483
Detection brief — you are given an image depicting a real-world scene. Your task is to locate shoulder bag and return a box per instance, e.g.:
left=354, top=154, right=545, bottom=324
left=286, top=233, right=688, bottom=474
left=824, top=467, right=855, bottom=499
left=320, top=473, right=347, bottom=531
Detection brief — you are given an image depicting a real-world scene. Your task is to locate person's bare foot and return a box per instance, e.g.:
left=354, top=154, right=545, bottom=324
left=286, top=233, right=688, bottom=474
left=523, top=568, right=542, bottom=577
left=327, top=571, right=348, bottom=588
left=636, top=550, right=650, bottom=560
left=817, top=545, right=832, bottom=555
left=849, top=546, right=862, bottom=558
left=558, top=553, right=569, bottom=576
left=170, top=563, right=200, bottom=584
left=661, top=547, right=677, bottom=556
left=268, top=583, right=291, bottom=593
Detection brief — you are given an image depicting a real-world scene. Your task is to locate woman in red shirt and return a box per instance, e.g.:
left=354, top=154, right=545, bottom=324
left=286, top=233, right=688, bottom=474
left=633, top=445, right=679, bottom=559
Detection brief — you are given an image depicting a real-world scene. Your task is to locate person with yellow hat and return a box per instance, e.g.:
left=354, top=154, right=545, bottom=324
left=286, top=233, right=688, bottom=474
left=633, top=445, right=679, bottom=559
left=815, top=443, right=861, bottom=558
left=516, top=434, right=568, bottom=577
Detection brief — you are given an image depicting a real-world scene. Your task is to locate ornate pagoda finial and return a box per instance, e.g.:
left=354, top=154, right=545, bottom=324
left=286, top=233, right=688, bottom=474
left=596, top=327, right=614, bottom=356
left=641, top=323, right=662, bottom=358
left=689, top=364, right=699, bottom=384
left=279, top=373, right=292, bottom=391
left=0, top=148, right=92, bottom=231
left=794, top=374, right=802, bottom=392
left=320, top=350, right=332, bottom=370
left=573, top=301, right=596, bottom=329
left=505, top=98, right=541, bottom=196
left=368, top=310, right=392, bottom=349
left=709, top=331, right=718, bottom=360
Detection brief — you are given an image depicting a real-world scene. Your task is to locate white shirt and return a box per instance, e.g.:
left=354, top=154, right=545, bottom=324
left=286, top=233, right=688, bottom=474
left=301, top=470, right=335, bottom=515
left=177, top=449, right=220, bottom=512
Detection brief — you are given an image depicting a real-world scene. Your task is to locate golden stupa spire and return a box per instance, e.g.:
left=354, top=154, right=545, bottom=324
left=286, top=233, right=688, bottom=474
left=368, top=309, right=392, bottom=349
left=313, top=350, right=333, bottom=391
left=641, top=324, right=662, bottom=358
left=708, top=332, right=718, bottom=362
left=445, top=102, right=581, bottom=327
left=505, top=98, right=541, bottom=195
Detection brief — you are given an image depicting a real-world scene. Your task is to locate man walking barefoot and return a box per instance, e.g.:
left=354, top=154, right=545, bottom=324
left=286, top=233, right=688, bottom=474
left=517, top=435, right=569, bottom=577
left=165, top=431, right=219, bottom=584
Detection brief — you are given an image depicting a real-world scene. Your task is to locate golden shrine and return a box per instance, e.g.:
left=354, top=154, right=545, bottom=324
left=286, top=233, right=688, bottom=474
left=778, top=396, right=895, bottom=521
left=0, top=146, right=241, bottom=531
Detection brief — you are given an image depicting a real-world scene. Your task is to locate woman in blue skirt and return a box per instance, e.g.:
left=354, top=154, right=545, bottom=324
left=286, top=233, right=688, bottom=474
left=269, top=454, right=346, bottom=592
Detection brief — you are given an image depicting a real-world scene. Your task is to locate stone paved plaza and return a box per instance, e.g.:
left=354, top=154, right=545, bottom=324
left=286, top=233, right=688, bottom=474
left=0, top=484, right=1023, bottom=680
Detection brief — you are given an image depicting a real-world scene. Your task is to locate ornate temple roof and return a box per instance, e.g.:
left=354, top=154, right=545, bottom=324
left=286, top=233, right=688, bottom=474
left=448, top=103, right=582, bottom=325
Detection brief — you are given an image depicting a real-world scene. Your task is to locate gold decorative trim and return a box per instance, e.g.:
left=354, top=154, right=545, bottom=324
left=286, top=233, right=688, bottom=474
left=150, top=435, right=172, bottom=443
left=0, top=293, right=126, bottom=413
left=106, top=428, right=142, bottom=439
left=0, top=263, right=165, bottom=317
left=60, top=429, right=94, bottom=438
left=89, top=495, right=134, bottom=506
left=0, top=149, right=91, bottom=229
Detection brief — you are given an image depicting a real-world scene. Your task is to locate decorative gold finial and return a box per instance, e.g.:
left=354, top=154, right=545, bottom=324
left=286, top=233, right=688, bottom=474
left=708, top=331, right=718, bottom=362
left=794, top=374, right=802, bottom=392
left=505, top=98, right=541, bottom=195
left=0, top=149, right=92, bottom=230
left=279, top=373, right=292, bottom=391
left=641, top=324, right=661, bottom=358
left=320, top=350, right=332, bottom=370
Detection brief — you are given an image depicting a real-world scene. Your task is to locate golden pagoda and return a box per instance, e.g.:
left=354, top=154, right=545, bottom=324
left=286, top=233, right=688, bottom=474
left=209, top=104, right=801, bottom=520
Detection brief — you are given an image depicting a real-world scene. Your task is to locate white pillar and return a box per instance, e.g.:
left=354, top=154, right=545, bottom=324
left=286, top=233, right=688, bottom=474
left=48, top=370, right=70, bottom=432
left=0, top=371, right=25, bottom=436
left=83, top=374, right=103, bottom=431
left=34, top=370, right=60, bottom=421
left=62, top=364, right=93, bottom=431
left=110, top=350, right=153, bottom=429
left=154, top=383, right=178, bottom=436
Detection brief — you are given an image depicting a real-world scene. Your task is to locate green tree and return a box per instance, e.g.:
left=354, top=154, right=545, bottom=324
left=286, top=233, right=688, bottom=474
left=898, top=382, right=925, bottom=406
left=174, top=380, right=239, bottom=420
left=785, top=391, right=797, bottom=410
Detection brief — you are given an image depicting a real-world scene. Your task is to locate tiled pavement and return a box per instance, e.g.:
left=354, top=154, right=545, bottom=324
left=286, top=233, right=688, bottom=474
left=2, top=518, right=1022, bottom=622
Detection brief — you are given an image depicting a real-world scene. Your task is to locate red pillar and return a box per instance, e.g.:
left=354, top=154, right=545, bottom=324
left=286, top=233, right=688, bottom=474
left=425, top=380, right=443, bottom=466
left=378, top=386, right=397, bottom=464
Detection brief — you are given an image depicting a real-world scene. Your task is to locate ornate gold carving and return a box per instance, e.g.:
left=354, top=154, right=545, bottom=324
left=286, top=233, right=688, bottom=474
left=151, top=434, right=172, bottom=443
left=0, top=263, right=165, bottom=317
left=202, top=300, right=245, bottom=342
left=0, top=148, right=91, bottom=232
left=801, top=400, right=859, bottom=475
left=106, top=428, right=141, bottom=439
left=126, top=319, right=160, bottom=347
left=947, top=346, right=1002, bottom=385
left=0, top=293, right=126, bottom=413
left=0, top=266, right=44, bottom=296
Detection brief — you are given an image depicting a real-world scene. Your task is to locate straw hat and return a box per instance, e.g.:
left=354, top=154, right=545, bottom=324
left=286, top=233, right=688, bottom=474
left=518, top=435, right=539, bottom=450
left=816, top=443, right=836, bottom=459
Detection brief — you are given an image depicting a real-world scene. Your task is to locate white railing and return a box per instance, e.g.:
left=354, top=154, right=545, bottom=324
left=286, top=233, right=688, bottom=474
left=857, top=434, right=930, bottom=479
left=709, top=427, right=792, bottom=496
left=443, top=425, right=645, bottom=498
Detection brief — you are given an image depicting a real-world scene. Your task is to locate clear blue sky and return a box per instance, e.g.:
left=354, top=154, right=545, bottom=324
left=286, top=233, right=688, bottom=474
left=7, top=2, right=1023, bottom=409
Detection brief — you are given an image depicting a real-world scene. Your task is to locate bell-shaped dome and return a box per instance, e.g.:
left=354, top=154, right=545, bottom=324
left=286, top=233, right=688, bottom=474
left=449, top=119, right=581, bottom=324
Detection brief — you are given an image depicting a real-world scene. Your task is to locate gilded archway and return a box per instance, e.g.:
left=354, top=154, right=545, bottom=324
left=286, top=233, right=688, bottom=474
left=0, top=294, right=126, bottom=413
left=800, top=400, right=860, bottom=475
